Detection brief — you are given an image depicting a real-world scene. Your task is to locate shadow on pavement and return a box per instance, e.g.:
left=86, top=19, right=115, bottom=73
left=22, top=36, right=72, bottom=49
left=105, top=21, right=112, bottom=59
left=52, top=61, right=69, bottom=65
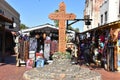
left=0, top=55, right=16, bottom=66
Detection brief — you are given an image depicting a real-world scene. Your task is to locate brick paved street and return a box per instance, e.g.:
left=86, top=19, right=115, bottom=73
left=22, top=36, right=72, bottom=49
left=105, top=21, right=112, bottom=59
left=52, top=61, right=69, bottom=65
left=0, top=55, right=120, bottom=80
left=0, top=55, right=30, bottom=80
left=96, top=68, right=120, bottom=80
left=81, top=65, right=120, bottom=80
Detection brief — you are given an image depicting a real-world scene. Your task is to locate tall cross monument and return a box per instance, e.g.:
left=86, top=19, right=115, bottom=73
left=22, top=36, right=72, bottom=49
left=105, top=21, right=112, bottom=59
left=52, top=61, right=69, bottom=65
left=49, top=2, right=76, bottom=53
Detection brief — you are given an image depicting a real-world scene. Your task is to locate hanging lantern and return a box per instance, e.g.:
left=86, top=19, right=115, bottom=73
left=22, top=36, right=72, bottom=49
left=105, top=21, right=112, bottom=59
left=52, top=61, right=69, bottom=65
left=43, top=33, right=46, bottom=39
left=11, top=31, right=16, bottom=35
left=35, top=34, right=40, bottom=39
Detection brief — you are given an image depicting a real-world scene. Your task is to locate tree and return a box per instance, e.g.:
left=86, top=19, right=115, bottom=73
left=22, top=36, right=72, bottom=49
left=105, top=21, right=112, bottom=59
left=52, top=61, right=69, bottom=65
left=53, top=10, right=80, bottom=32
left=68, top=25, right=73, bottom=30
left=54, top=10, right=59, bottom=27
left=74, top=28, right=79, bottom=32
left=20, top=23, right=28, bottom=30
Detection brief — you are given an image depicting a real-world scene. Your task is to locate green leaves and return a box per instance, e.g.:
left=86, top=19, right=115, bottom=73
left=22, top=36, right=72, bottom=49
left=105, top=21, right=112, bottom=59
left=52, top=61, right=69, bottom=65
left=52, top=51, right=71, bottom=59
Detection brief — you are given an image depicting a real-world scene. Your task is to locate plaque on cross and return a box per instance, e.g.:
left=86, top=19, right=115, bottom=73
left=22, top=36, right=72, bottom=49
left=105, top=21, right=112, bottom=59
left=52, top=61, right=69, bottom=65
left=49, top=2, right=76, bottom=53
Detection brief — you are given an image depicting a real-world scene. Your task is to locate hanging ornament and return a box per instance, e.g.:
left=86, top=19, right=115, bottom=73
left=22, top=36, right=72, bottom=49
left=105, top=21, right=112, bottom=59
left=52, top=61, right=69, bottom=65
left=35, top=34, right=40, bottom=39
left=43, top=33, right=46, bottom=39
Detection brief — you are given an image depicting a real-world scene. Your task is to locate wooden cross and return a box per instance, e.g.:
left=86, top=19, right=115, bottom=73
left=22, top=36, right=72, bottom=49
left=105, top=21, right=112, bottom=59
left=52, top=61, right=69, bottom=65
left=49, top=2, right=76, bottom=53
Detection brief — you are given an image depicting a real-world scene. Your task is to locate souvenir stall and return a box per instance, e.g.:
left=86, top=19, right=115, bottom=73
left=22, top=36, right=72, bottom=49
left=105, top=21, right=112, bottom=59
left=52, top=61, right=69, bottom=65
left=21, top=24, right=59, bottom=68
left=28, top=32, right=58, bottom=67
left=66, top=30, right=76, bottom=56
left=79, top=20, right=120, bottom=71
left=66, top=31, right=80, bottom=64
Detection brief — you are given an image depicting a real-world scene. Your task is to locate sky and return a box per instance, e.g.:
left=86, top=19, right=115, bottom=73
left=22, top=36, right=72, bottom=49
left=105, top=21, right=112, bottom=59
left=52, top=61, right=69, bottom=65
left=6, top=0, right=85, bottom=31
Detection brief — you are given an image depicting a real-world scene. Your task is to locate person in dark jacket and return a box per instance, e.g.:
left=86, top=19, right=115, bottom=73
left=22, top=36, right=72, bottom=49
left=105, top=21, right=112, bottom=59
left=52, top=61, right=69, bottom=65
left=83, top=41, right=93, bottom=66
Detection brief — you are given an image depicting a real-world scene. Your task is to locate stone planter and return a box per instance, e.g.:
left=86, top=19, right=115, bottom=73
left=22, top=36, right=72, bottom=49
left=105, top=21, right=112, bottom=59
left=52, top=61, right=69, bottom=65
left=23, top=58, right=101, bottom=80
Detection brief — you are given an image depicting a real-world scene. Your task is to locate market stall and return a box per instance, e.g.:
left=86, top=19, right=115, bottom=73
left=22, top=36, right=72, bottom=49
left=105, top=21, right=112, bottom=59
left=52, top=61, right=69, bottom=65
left=79, top=20, right=120, bottom=71
left=17, top=24, right=59, bottom=67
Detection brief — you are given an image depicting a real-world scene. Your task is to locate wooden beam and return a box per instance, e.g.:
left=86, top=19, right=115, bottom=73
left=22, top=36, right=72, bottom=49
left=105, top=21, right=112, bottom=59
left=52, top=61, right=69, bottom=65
left=0, top=14, right=13, bottom=23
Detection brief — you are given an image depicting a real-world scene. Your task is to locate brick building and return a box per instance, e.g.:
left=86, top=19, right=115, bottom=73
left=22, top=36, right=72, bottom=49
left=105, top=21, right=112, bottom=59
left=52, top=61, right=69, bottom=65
left=100, top=0, right=120, bottom=25
left=83, top=0, right=103, bottom=31
left=0, top=0, right=20, bottom=31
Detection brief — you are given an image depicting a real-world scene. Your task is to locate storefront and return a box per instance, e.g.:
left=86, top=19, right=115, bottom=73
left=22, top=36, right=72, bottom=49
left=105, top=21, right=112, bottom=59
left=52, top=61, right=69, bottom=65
left=0, top=14, right=13, bottom=62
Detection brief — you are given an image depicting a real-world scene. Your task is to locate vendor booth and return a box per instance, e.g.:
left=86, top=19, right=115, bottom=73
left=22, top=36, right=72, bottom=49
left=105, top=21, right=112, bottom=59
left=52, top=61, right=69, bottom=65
left=17, top=23, right=59, bottom=67
left=79, top=20, right=120, bottom=71
left=17, top=23, right=77, bottom=67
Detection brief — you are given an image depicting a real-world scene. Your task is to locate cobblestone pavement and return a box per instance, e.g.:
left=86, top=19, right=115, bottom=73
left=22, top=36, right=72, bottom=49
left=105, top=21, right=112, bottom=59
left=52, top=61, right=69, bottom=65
left=0, top=55, right=120, bottom=80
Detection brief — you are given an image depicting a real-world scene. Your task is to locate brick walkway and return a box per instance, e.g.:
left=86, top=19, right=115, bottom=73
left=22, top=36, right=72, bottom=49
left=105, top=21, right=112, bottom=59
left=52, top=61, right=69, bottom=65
left=0, top=55, right=120, bottom=80
left=81, top=64, right=120, bottom=80
left=0, top=55, right=30, bottom=80
left=95, top=68, right=120, bottom=80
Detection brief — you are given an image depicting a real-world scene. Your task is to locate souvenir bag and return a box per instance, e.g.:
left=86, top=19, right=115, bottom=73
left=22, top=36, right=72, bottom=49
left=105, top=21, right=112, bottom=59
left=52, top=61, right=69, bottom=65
left=26, top=59, right=34, bottom=68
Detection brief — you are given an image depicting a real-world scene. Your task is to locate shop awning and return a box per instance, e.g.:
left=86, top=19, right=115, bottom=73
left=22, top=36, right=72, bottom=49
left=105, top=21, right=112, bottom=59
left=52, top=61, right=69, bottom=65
left=21, top=23, right=59, bottom=33
left=80, top=20, right=120, bottom=34
left=0, top=14, right=13, bottom=24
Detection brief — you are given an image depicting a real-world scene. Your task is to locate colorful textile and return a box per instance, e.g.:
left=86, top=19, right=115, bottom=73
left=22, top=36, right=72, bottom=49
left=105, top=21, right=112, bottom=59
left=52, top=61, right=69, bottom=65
left=50, top=40, right=58, bottom=54
left=44, top=40, right=51, bottom=60
left=29, top=38, right=37, bottom=51
left=99, top=35, right=105, bottom=42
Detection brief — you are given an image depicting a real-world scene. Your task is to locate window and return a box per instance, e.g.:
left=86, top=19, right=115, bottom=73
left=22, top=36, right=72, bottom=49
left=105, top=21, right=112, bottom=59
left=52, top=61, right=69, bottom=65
left=0, top=9, right=4, bottom=15
left=105, top=11, right=107, bottom=23
left=101, top=14, right=103, bottom=24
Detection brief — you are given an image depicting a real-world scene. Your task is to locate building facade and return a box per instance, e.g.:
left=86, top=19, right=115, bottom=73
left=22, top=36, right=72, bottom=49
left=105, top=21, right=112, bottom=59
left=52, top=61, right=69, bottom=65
left=0, top=0, right=20, bottom=59
left=83, top=0, right=103, bottom=31
left=0, top=0, right=20, bottom=31
left=100, top=0, right=120, bottom=25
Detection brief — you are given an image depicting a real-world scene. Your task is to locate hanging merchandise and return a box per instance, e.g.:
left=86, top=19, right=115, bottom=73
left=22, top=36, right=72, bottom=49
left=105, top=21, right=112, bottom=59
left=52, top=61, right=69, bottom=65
left=35, top=34, right=40, bottom=39
left=107, top=37, right=115, bottom=71
left=118, top=31, right=120, bottom=47
left=50, top=40, right=58, bottom=54
left=17, top=35, right=29, bottom=66
left=46, top=35, right=51, bottom=40
left=44, top=40, right=51, bottom=60
left=29, top=38, right=37, bottom=51
left=24, top=41, right=29, bottom=61
left=50, top=33, right=52, bottom=37
left=117, top=31, right=120, bottom=70
left=18, top=39, right=24, bottom=60
left=43, top=33, right=46, bottom=40
left=117, top=53, right=120, bottom=70
left=99, top=34, right=105, bottom=42
left=29, top=38, right=37, bottom=63
left=86, top=32, right=90, bottom=38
